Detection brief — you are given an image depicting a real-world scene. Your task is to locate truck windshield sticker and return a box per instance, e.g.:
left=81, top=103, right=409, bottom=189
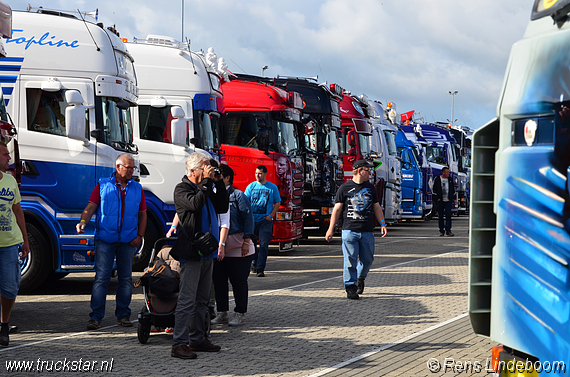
left=7, top=29, right=80, bottom=50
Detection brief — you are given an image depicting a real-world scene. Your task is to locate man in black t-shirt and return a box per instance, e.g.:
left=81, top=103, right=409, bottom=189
left=326, top=160, right=388, bottom=299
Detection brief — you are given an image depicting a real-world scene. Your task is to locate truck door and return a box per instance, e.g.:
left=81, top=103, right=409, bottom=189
left=18, top=77, right=96, bottom=211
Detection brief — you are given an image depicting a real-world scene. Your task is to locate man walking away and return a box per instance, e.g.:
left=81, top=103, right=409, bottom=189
left=325, top=160, right=387, bottom=300
left=245, top=165, right=281, bottom=277
left=0, top=144, right=29, bottom=346
left=77, top=154, right=147, bottom=330
left=432, top=166, right=456, bottom=237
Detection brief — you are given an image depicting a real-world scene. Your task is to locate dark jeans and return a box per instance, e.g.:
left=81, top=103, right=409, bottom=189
left=173, top=258, right=213, bottom=348
left=213, top=255, right=253, bottom=313
left=437, top=200, right=453, bottom=233
left=252, top=219, right=273, bottom=271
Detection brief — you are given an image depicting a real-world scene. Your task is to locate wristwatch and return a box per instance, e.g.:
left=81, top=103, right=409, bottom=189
left=220, top=242, right=226, bottom=247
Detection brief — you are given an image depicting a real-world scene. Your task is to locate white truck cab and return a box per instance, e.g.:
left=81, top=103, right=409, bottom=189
left=3, top=9, right=138, bottom=291
left=127, top=36, right=224, bottom=268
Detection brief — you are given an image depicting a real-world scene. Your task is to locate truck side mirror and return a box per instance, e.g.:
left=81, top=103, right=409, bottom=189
left=348, top=130, right=356, bottom=147
left=64, top=90, right=88, bottom=143
left=258, top=128, right=269, bottom=152
left=348, top=147, right=356, bottom=157
left=256, top=118, right=269, bottom=152
left=170, top=106, right=188, bottom=147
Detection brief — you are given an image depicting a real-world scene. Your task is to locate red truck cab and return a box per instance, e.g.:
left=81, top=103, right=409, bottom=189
left=339, top=91, right=372, bottom=182
left=219, top=77, right=304, bottom=250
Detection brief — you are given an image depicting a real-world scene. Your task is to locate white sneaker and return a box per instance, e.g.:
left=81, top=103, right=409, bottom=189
left=211, top=311, right=228, bottom=325
left=228, top=312, right=245, bottom=326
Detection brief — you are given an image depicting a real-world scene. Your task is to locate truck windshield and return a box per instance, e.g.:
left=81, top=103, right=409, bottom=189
left=358, top=134, right=371, bottom=156
left=276, top=120, right=298, bottom=156
left=426, top=145, right=445, bottom=164
left=383, top=130, right=398, bottom=156
left=101, top=97, right=134, bottom=150
left=328, top=130, right=340, bottom=157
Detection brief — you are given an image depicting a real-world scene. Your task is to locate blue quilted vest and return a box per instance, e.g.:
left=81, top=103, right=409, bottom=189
left=96, top=173, right=142, bottom=243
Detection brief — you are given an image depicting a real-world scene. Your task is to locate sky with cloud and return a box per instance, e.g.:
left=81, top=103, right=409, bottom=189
left=9, top=0, right=536, bottom=129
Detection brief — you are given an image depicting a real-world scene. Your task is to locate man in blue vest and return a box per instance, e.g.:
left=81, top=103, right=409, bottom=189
left=76, top=154, right=147, bottom=330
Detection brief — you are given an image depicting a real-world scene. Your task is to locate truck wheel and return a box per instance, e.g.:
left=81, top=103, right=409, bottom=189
left=132, top=221, right=158, bottom=271
left=19, top=223, right=52, bottom=293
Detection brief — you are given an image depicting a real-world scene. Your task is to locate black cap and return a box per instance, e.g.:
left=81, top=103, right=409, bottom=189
left=353, top=160, right=374, bottom=170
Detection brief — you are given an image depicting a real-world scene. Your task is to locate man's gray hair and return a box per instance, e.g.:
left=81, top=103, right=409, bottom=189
left=186, top=152, right=210, bottom=176
left=116, top=153, right=134, bottom=166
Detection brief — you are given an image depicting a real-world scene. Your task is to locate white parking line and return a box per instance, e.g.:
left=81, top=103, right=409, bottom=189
left=1, top=248, right=468, bottom=352
left=303, top=312, right=469, bottom=377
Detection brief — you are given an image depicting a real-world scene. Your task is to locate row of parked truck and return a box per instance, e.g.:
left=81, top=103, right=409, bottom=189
left=0, top=7, right=471, bottom=293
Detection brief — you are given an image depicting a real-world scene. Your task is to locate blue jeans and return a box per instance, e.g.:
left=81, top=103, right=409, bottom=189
left=437, top=200, right=453, bottom=233
left=89, top=240, right=134, bottom=322
left=341, top=230, right=375, bottom=288
left=0, top=245, right=21, bottom=299
left=252, top=219, right=273, bottom=272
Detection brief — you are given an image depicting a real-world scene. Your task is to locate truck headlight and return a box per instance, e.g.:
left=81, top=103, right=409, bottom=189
left=276, top=212, right=292, bottom=221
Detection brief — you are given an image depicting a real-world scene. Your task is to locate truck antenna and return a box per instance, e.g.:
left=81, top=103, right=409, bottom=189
left=77, top=9, right=100, bottom=51
left=230, top=59, right=246, bottom=73
left=185, top=38, right=197, bottom=74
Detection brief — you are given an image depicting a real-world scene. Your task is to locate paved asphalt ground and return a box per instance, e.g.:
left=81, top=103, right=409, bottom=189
left=1, top=216, right=498, bottom=376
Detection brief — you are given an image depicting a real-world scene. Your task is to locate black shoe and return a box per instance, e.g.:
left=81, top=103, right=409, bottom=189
left=87, top=319, right=100, bottom=330
left=356, top=279, right=365, bottom=294
left=251, top=263, right=257, bottom=273
left=172, top=345, right=197, bottom=359
left=256, top=270, right=265, bottom=277
left=190, top=338, right=221, bottom=352
left=208, top=307, right=216, bottom=321
left=0, top=333, right=8, bottom=346
left=346, top=285, right=359, bottom=300
left=117, top=316, right=133, bottom=327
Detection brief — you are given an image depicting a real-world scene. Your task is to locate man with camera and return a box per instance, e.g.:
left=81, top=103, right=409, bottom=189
left=170, top=153, right=229, bottom=359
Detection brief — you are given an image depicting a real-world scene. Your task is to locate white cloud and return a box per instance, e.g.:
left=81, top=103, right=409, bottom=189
left=9, top=0, right=535, bottom=128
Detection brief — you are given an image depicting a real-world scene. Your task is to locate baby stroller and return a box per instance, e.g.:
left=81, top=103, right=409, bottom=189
left=135, top=237, right=212, bottom=344
left=136, top=237, right=179, bottom=344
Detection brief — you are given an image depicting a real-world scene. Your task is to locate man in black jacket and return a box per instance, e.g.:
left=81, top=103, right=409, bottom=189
left=432, top=167, right=456, bottom=237
left=170, top=153, right=229, bottom=359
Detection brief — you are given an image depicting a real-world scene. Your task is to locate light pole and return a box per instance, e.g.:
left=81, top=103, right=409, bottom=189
left=261, top=65, right=268, bottom=76
left=448, top=90, right=458, bottom=127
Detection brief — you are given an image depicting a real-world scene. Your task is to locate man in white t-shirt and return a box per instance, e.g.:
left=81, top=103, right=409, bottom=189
left=0, top=144, right=29, bottom=347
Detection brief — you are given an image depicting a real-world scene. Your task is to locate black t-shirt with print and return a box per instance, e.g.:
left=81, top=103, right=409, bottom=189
left=335, top=180, right=379, bottom=232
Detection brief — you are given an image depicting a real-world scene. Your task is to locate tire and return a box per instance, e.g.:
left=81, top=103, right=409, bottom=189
left=19, top=223, right=53, bottom=293
left=132, top=220, right=158, bottom=271
left=137, top=313, right=151, bottom=344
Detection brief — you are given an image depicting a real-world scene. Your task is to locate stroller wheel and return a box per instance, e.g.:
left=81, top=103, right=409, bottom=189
left=137, top=319, right=151, bottom=344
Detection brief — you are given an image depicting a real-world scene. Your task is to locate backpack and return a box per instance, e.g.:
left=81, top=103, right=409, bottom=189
left=134, top=260, right=179, bottom=298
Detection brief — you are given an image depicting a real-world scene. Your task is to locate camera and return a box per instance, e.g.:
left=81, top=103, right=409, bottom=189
left=213, top=167, right=221, bottom=176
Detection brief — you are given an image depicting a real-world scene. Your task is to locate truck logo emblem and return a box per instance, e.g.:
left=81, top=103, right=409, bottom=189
left=7, top=29, right=80, bottom=51
left=523, top=119, right=537, bottom=146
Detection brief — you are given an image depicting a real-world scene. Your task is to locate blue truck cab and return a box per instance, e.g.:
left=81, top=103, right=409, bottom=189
left=396, top=130, right=423, bottom=219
